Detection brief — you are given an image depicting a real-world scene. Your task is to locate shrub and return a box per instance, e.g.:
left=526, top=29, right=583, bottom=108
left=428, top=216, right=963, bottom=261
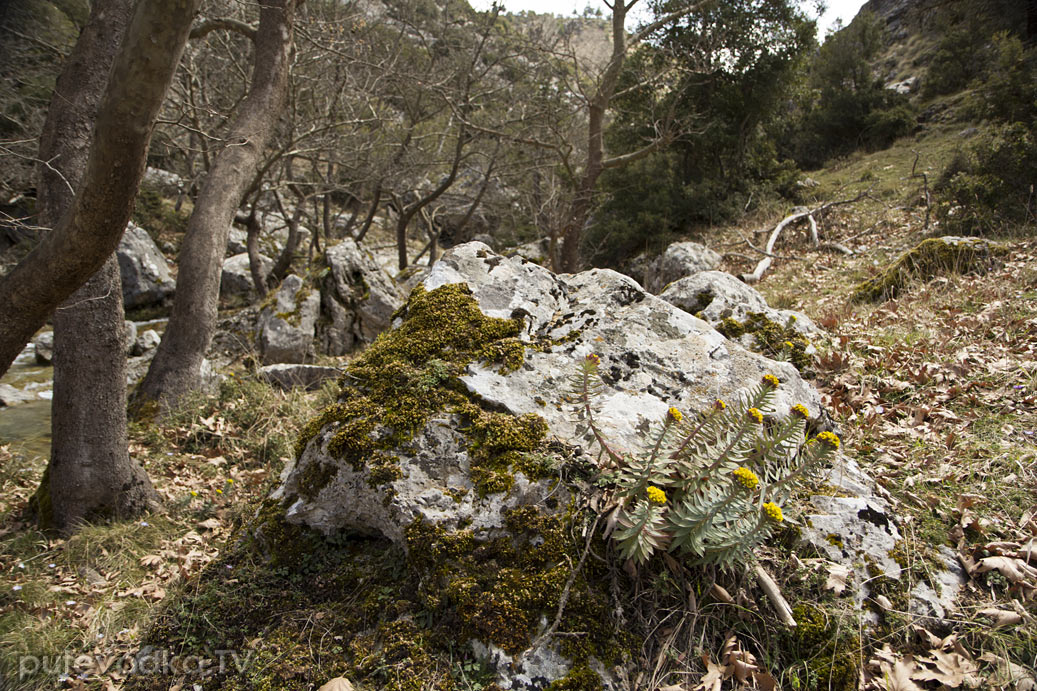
left=935, top=122, right=1037, bottom=235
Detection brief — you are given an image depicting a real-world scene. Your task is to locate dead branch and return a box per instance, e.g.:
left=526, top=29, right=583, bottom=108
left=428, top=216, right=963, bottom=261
left=908, top=150, right=932, bottom=233
left=740, top=190, right=869, bottom=284
left=755, top=563, right=797, bottom=627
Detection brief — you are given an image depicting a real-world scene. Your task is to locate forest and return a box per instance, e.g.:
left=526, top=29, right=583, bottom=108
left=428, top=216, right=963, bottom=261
left=0, top=0, right=1035, bottom=688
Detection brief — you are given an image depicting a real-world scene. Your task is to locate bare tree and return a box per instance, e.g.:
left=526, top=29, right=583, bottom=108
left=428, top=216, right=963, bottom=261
left=136, top=0, right=299, bottom=413
left=556, top=0, right=706, bottom=272
left=0, top=0, right=201, bottom=376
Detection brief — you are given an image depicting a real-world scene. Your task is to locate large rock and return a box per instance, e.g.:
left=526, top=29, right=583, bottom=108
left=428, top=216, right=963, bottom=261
left=317, top=239, right=402, bottom=356
left=643, top=241, right=721, bottom=293
left=660, top=271, right=821, bottom=369
left=260, top=364, right=340, bottom=391
left=33, top=331, right=53, bottom=365
left=256, top=275, right=320, bottom=365
left=221, top=252, right=273, bottom=298
left=278, top=242, right=836, bottom=689
left=117, top=222, right=175, bottom=309
left=141, top=167, right=183, bottom=196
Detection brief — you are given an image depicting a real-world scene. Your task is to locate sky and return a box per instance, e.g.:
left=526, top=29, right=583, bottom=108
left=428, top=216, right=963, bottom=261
left=468, top=0, right=870, bottom=40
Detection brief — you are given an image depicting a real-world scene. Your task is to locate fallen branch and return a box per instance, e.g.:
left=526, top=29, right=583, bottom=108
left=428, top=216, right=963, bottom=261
left=755, top=563, right=797, bottom=627
left=740, top=190, right=869, bottom=284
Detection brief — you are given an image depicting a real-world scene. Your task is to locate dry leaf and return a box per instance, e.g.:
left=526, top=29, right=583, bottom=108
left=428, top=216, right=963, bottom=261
left=317, top=678, right=355, bottom=691
left=693, top=655, right=724, bottom=691
left=824, top=563, right=850, bottom=595
left=976, top=556, right=1037, bottom=584
left=978, top=607, right=1023, bottom=628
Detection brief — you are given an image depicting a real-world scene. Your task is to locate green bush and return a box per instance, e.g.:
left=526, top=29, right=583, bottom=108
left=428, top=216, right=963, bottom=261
left=935, top=122, right=1037, bottom=235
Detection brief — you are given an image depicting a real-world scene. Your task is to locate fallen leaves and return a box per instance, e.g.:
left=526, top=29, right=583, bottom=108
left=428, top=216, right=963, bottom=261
left=692, top=637, right=779, bottom=691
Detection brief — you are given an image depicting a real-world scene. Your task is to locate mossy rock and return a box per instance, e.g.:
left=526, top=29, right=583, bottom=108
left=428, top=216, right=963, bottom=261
left=852, top=236, right=1008, bottom=302
left=716, top=311, right=814, bottom=372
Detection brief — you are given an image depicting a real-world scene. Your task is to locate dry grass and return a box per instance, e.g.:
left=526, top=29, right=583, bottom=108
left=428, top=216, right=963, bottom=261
left=0, top=374, right=337, bottom=690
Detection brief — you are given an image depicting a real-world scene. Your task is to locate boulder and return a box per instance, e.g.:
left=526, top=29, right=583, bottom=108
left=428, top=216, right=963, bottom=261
left=660, top=271, right=820, bottom=369
left=117, top=222, right=175, bottom=309
left=260, top=364, right=341, bottom=391
left=33, top=331, right=53, bottom=365
left=256, top=275, right=320, bottom=365
left=0, top=383, right=36, bottom=407
left=800, top=455, right=965, bottom=625
left=141, top=167, right=183, bottom=196
left=643, top=241, right=721, bottom=293
left=506, top=237, right=550, bottom=265
left=853, top=236, right=1007, bottom=302
left=124, top=321, right=138, bottom=354
left=221, top=252, right=273, bottom=298
left=278, top=241, right=838, bottom=688
left=227, top=226, right=249, bottom=256
left=317, top=239, right=402, bottom=356
left=131, top=329, right=162, bottom=357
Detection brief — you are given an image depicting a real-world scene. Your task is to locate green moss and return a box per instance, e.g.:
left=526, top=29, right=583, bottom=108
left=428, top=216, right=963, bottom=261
left=405, top=509, right=625, bottom=662
left=27, top=464, right=53, bottom=531
left=461, top=406, right=550, bottom=496
left=547, top=663, right=603, bottom=690
left=253, top=498, right=323, bottom=567
left=825, top=533, right=844, bottom=549
left=290, top=283, right=542, bottom=502
left=716, top=312, right=812, bottom=371
left=852, top=236, right=1008, bottom=302
left=785, top=604, right=861, bottom=691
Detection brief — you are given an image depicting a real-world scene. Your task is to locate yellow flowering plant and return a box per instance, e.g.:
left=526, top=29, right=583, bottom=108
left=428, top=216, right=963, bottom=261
left=570, top=357, right=839, bottom=568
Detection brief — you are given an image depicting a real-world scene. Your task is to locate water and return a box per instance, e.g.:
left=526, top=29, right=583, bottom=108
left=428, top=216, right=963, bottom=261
left=0, top=341, right=53, bottom=459
left=0, top=320, right=169, bottom=459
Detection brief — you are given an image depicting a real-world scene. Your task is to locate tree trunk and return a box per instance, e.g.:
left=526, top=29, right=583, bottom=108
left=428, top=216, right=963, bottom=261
left=243, top=204, right=269, bottom=297
left=136, top=0, right=298, bottom=413
left=32, top=0, right=159, bottom=532
left=0, top=0, right=201, bottom=377
left=353, top=186, right=382, bottom=243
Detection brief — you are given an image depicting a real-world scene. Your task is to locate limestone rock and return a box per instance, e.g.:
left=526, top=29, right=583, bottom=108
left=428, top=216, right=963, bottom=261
left=910, top=546, right=966, bottom=623
left=853, top=236, right=1007, bottom=302
left=506, top=238, right=550, bottom=266
left=0, top=383, right=36, bottom=407
left=124, top=321, right=138, bottom=354
left=117, top=222, right=175, bottom=309
left=131, top=329, right=161, bottom=357
left=660, top=271, right=820, bottom=368
left=226, top=226, right=248, bottom=256
left=221, top=252, right=273, bottom=298
left=800, top=455, right=903, bottom=610
left=318, top=239, right=402, bottom=356
left=260, top=364, right=341, bottom=391
left=256, top=275, right=320, bottom=365
left=33, top=331, right=53, bottom=365
left=141, top=167, right=183, bottom=196
left=643, top=241, right=721, bottom=294
left=279, top=242, right=842, bottom=688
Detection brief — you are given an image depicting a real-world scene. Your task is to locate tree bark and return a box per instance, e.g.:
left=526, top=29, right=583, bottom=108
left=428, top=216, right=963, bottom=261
left=32, top=0, right=160, bottom=531
left=0, top=0, right=201, bottom=377
left=136, top=0, right=298, bottom=413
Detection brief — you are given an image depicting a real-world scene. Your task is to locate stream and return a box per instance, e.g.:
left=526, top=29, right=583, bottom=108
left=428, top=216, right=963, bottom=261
left=0, top=319, right=168, bottom=460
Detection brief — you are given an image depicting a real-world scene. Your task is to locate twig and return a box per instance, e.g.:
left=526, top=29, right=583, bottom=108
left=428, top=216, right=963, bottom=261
left=907, top=151, right=932, bottom=233
left=530, top=514, right=601, bottom=651
left=754, top=563, right=796, bottom=627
